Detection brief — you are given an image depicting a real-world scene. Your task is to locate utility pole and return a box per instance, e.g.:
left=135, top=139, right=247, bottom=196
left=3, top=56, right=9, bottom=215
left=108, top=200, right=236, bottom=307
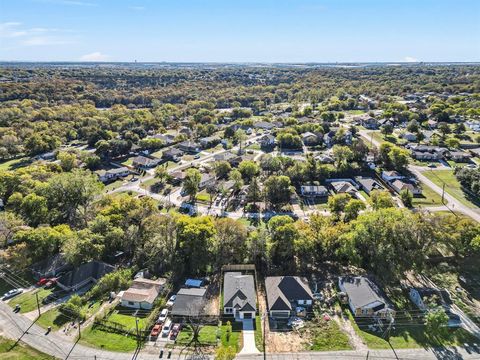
left=262, top=312, right=266, bottom=360
left=135, top=317, right=140, bottom=346
left=78, top=320, right=81, bottom=340
left=35, top=292, right=40, bottom=318
left=441, top=183, right=445, bottom=204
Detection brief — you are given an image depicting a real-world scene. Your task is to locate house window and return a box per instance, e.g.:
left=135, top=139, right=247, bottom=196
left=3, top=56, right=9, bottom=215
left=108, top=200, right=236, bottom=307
left=128, top=301, right=135, bottom=306
left=225, top=308, right=232, bottom=314
left=298, top=300, right=304, bottom=305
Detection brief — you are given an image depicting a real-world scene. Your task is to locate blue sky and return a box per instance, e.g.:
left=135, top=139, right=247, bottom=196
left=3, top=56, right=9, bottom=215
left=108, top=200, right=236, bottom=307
left=0, top=0, right=479, bottom=62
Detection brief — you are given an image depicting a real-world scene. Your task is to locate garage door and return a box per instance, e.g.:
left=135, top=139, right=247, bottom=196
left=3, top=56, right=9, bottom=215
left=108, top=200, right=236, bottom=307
left=243, top=312, right=253, bottom=319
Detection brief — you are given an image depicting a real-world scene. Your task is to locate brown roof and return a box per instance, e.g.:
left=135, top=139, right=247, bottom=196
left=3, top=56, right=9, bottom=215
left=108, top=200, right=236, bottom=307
left=121, top=278, right=166, bottom=304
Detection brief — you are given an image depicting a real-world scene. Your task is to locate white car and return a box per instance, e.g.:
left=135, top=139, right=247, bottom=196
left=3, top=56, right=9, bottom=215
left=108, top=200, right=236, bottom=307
left=2, top=288, right=23, bottom=300
left=166, top=295, right=176, bottom=307
left=157, top=308, right=169, bottom=324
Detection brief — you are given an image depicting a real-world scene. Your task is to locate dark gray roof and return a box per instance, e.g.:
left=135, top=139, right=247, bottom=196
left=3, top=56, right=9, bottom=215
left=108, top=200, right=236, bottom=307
left=171, top=288, right=207, bottom=317
left=223, top=272, right=256, bottom=312
left=339, top=276, right=388, bottom=309
left=58, top=261, right=114, bottom=290
left=265, top=276, right=313, bottom=311
left=355, top=177, right=383, bottom=193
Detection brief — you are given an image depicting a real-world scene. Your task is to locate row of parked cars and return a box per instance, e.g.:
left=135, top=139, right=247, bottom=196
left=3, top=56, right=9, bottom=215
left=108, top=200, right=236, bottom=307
left=150, top=295, right=181, bottom=341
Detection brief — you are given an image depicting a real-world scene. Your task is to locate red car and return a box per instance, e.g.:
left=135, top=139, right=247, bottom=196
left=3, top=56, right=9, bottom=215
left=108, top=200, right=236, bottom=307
left=169, top=323, right=181, bottom=340
left=37, top=278, right=49, bottom=286
left=45, top=278, right=58, bottom=288
left=150, top=324, right=161, bottom=338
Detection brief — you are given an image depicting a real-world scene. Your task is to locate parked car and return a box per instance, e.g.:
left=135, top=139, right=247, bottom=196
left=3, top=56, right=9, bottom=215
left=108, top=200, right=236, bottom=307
left=166, top=295, right=176, bottom=307
left=169, top=323, right=181, bottom=340
left=157, top=308, right=169, bottom=324
left=428, top=163, right=437, bottom=168
left=2, top=288, right=23, bottom=300
left=44, top=278, right=58, bottom=289
left=150, top=324, right=161, bottom=338
left=37, top=278, right=49, bottom=286
left=193, top=154, right=201, bottom=160
left=161, top=319, right=172, bottom=337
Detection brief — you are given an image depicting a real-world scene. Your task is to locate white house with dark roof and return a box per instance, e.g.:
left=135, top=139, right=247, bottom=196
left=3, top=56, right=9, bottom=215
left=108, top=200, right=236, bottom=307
left=265, top=276, right=313, bottom=318
left=223, top=272, right=256, bottom=320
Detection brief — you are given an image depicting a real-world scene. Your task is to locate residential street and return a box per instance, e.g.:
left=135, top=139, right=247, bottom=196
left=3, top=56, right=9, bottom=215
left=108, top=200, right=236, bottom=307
left=358, top=130, right=480, bottom=222
left=2, top=299, right=480, bottom=360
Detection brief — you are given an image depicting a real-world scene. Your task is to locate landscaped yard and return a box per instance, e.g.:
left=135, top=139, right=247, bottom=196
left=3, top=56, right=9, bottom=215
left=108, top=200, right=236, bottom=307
left=8, top=288, right=54, bottom=313
left=0, top=336, right=53, bottom=359
left=423, top=170, right=479, bottom=208
left=176, top=322, right=241, bottom=350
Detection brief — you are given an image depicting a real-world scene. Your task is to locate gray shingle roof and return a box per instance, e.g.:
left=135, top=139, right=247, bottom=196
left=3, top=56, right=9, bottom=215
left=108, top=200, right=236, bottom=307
left=265, top=276, right=313, bottom=311
left=339, top=276, right=387, bottom=310
left=223, top=272, right=256, bottom=312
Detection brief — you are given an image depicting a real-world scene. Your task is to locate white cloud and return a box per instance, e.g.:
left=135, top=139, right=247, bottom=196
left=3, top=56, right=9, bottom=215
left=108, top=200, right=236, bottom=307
left=404, top=56, right=418, bottom=63
left=80, top=52, right=109, bottom=61
left=0, top=22, right=77, bottom=47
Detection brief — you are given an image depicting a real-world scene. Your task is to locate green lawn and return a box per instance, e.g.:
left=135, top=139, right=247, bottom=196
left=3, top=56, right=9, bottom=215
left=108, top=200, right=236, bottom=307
left=307, top=318, right=352, bottom=351
left=0, top=157, right=30, bottom=171
left=176, top=322, right=241, bottom=350
left=8, top=288, right=54, bottom=314
left=78, top=306, right=150, bottom=352
left=412, top=182, right=444, bottom=208
left=37, top=301, right=102, bottom=331
left=348, top=311, right=476, bottom=349
left=0, top=336, right=53, bottom=359
left=195, top=190, right=212, bottom=203
left=80, top=325, right=139, bottom=352
left=254, top=314, right=263, bottom=351
left=36, top=308, right=71, bottom=331
left=423, top=170, right=478, bottom=208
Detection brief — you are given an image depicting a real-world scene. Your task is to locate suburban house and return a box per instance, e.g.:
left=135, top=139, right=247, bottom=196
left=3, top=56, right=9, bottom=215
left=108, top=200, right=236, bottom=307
left=265, top=276, right=314, bottom=319
left=330, top=181, right=358, bottom=196
left=57, top=261, right=115, bottom=292
left=381, top=170, right=404, bottom=182
left=355, top=177, right=384, bottom=194
left=300, top=184, right=328, bottom=197
left=259, top=134, right=276, bottom=148
left=171, top=287, right=207, bottom=318
left=316, top=154, right=334, bottom=164
left=301, top=132, right=319, bottom=145
left=121, top=277, right=167, bottom=310
left=169, top=171, right=186, bottom=185
left=132, top=155, right=160, bottom=169
left=360, top=117, right=379, bottom=130
left=162, top=148, right=184, bottom=162
left=390, top=179, right=422, bottom=196
left=214, top=151, right=242, bottom=166
left=449, top=151, right=472, bottom=162
left=338, top=276, right=394, bottom=318
left=153, top=133, right=176, bottom=145
left=96, top=167, right=130, bottom=183
left=402, top=132, right=417, bottom=142
left=179, top=127, right=193, bottom=137
left=178, top=141, right=201, bottom=153
left=199, top=135, right=221, bottom=149
left=199, top=173, right=216, bottom=189
left=223, top=272, right=257, bottom=320
left=254, top=121, right=276, bottom=131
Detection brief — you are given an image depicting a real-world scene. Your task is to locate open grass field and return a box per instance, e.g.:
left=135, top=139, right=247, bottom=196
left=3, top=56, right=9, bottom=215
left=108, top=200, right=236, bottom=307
left=36, top=301, right=102, bottom=330
left=423, top=169, right=479, bottom=208
left=0, top=336, right=53, bottom=359
left=0, top=157, right=30, bottom=171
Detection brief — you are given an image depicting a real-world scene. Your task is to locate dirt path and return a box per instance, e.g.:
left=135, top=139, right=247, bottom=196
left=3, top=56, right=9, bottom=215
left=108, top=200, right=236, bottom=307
left=333, top=314, right=368, bottom=351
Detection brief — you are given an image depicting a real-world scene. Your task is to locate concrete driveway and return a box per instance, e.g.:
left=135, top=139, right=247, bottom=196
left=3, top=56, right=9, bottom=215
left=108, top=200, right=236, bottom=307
left=240, top=319, right=259, bottom=354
